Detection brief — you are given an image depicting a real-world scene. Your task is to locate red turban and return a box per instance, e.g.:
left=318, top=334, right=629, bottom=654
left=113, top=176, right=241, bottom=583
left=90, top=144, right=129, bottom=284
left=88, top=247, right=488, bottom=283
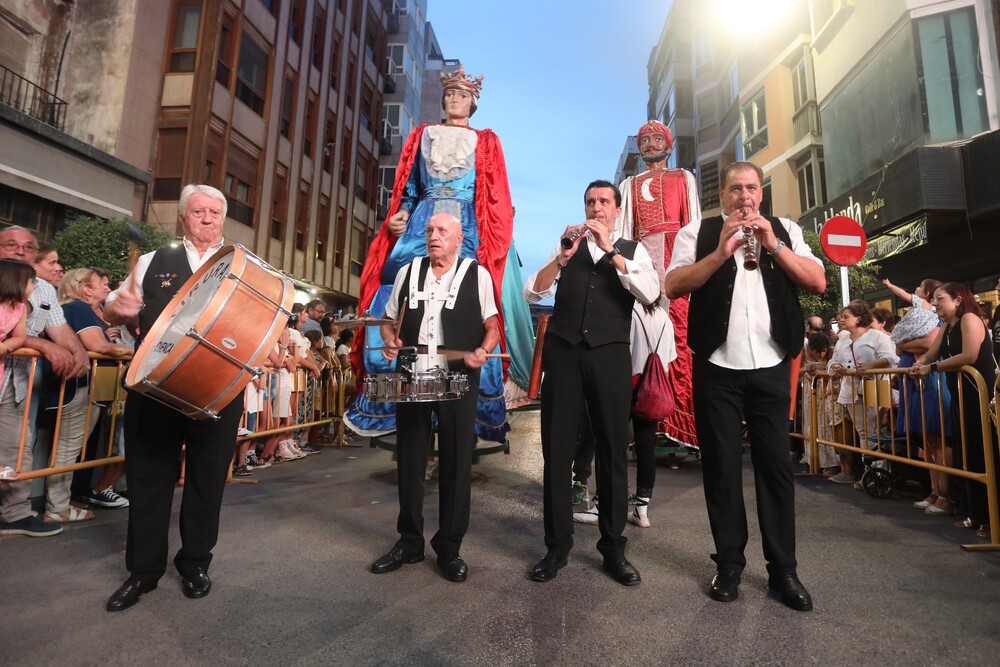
left=637, top=120, right=673, bottom=151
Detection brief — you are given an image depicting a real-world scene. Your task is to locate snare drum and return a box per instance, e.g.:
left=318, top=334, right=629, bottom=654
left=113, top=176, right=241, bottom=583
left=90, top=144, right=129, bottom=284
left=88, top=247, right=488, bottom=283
left=363, top=368, right=469, bottom=402
left=126, top=245, right=294, bottom=419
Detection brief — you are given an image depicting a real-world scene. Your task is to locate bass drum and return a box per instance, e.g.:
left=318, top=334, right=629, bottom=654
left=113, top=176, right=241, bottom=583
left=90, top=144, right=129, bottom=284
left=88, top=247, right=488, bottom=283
left=126, top=245, right=294, bottom=419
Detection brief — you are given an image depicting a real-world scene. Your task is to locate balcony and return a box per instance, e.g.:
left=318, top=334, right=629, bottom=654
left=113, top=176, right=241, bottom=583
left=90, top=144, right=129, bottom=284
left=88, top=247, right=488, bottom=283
left=388, top=12, right=400, bottom=35
left=0, top=64, right=67, bottom=131
left=383, top=75, right=396, bottom=94
left=793, top=102, right=821, bottom=143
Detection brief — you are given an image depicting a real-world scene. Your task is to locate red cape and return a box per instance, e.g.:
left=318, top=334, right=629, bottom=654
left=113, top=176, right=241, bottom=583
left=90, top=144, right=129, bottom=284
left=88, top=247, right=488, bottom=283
left=352, top=124, right=514, bottom=376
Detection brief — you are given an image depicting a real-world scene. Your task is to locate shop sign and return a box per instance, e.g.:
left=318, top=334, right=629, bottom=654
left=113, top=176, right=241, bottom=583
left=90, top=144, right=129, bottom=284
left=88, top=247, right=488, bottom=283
left=864, top=216, right=928, bottom=261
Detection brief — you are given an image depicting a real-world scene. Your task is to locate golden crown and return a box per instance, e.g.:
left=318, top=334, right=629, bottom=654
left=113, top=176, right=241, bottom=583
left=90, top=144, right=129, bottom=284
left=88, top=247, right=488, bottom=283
left=439, top=65, right=484, bottom=99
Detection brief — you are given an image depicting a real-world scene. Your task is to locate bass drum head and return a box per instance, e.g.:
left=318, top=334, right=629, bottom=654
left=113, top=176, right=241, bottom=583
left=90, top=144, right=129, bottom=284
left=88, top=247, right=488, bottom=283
left=129, top=248, right=237, bottom=383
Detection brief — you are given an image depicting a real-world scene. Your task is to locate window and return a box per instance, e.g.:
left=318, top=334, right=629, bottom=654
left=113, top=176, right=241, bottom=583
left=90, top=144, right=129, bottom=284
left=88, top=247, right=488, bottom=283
left=235, top=36, right=269, bottom=116
left=699, top=160, right=720, bottom=210
left=329, top=31, right=342, bottom=90
left=318, top=196, right=331, bottom=260
left=761, top=178, right=773, bottom=217
left=225, top=143, right=258, bottom=225
left=694, top=33, right=712, bottom=76
left=204, top=130, right=223, bottom=188
left=323, top=111, right=337, bottom=173
left=359, top=82, right=373, bottom=131
left=378, top=166, right=395, bottom=211
left=346, top=57, right=356, bottom=108
left=354, top=149, right=370, bottom=204
left=271, top=172, right=287, bottom=240
left=168, top=3, right=201, bottom=73
left=915, top=7, right=988, bottom=142
left=261, top=0, right=280, bottom=16
left=280, top=75, right=295, bottom=138
left=152, top=128, right=187, bottom=201
left=295, top=182, right=310, bottom=251
left=351, top=0, right=361, bottom=35
left=796, top=151, right=827, bottom=213
left=740, top=89, right=768, bottom=157
left=289, top=0, right=305, bottom=45
left=335, top=207, right=346, bottom=268
left=791, top=56, right=809, bottom=111
left=340, top=128, right=352, bottom=186
left=311, top=4, right=326, bottom=69
left=216, top=15, right=237, bottom=86
left=303, top=93, right=317, bottom=156
left=697, top=92, right=717, bottom=142
left=350, top=226, right=363, bottom=276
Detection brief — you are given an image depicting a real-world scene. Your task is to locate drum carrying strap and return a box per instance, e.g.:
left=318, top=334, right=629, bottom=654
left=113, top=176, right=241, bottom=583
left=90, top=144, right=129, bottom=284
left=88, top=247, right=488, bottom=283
left=406, top=256, right=475, bottom=366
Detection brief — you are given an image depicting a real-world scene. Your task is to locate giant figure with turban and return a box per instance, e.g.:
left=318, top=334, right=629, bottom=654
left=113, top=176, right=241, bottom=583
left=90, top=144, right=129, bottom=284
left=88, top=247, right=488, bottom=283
left=616, top=120, right=701, bottom=447
left=344, top=66, right=534, bottom=442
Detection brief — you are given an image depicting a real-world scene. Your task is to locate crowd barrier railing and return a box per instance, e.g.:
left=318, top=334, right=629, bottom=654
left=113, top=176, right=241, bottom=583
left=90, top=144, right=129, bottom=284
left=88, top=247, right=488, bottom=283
left=1, top=349, right=347, bottom=485
left=792, top=366, right=999, bottom=552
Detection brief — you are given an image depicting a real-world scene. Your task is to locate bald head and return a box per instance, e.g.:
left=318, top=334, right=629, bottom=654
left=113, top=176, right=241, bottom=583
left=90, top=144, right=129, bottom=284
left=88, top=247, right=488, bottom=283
left=426, top=213, right=463, bottom=265
left=806, top=316, right=824, bottom=333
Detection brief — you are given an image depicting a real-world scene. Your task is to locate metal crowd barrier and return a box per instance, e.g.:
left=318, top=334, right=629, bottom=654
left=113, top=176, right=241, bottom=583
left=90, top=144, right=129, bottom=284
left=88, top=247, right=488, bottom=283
left=792, top=366, right=999, bottom=552
left=0, top=349, right=348, bottom=485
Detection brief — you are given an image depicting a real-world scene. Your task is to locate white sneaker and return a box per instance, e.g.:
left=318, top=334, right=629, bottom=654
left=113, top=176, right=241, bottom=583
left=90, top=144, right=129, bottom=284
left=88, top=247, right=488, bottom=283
left=278, top=440, right=304, bottom=459
left=237, top=427, right=253, bottom=437
left=573, top=504, right=599, bottom=525
left=627, top=496, right=651, bottom=528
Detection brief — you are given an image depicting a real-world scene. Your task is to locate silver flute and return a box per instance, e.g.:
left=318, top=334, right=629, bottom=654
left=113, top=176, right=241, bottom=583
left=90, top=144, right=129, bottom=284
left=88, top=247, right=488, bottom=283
left=741, top=208, right=758, bottom=271
left=560, top=224, right=591, bottom=249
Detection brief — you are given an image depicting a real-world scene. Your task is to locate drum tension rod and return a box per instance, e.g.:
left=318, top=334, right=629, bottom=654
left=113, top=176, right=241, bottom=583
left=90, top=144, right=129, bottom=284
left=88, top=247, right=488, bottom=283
left=137, top=378, right=220, bottom=420
left=226, top=272, right=293, bottom=316
left=185, top=327, right=262, bottom=376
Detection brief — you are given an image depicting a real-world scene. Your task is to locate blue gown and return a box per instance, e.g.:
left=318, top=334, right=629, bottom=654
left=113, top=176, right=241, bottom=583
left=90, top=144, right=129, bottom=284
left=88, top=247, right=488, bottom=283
left=345, top=126, right=534, bottom=442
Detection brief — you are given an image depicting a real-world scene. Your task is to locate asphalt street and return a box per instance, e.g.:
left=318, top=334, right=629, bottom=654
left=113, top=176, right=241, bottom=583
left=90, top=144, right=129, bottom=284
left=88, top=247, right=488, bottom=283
left=2, top=407, right=998, bottom=666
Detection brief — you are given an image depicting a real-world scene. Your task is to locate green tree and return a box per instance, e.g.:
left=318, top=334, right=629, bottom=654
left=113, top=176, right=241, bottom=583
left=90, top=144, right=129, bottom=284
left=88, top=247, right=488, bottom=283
left=798, top=229, right=881, bottom=320
left=53, top=217, right=175, bottom=283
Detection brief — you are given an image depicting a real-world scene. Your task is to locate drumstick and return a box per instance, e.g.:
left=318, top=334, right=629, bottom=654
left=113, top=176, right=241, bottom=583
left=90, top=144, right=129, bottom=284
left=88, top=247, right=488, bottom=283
left=395, top=297, right=407, bottom=333
left=367, top=346, right=510, bottom=360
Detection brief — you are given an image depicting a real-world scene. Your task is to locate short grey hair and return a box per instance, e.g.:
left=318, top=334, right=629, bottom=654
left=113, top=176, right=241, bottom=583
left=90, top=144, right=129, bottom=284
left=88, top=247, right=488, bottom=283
left=0, top=225, right=37, bottom=240
left=179, top=184, right=228, bottom=219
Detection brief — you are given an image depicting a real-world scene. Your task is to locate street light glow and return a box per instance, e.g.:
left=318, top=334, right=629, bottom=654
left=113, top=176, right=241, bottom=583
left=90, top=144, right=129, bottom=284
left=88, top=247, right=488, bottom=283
left=713, top=0, right=796, bottom=32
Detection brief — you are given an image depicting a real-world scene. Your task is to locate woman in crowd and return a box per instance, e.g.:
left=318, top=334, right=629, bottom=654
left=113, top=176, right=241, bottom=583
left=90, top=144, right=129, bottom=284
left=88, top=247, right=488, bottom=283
left=40, top=268, right=132, bottom=522
left=260, top=321, right=302, bottom=462
left=871, top=308, right=895, bottom=334
left=911, top=283, right=999, bottom=539
left=829, top=300, right=899, bottom=485
left=335, top=329, right=354, bottom=370
left=627, top=297, right=676, bottom=528
left=33, top=243, right=62, bottom=289
left=888, top=278, right=953, bottom=515
left=0, top=259, right=33, bottom=481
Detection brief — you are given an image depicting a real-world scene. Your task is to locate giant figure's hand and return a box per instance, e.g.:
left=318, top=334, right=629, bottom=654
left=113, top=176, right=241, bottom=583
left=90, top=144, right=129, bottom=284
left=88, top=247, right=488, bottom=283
left=388, top=210, right=410, bottom=237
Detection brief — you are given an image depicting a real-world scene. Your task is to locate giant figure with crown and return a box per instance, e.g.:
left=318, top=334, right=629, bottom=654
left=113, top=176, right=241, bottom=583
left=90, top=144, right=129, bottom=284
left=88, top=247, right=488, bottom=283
left=344, top=66, right=534, bottom=442
left=616, top=120, right=701, bottom=448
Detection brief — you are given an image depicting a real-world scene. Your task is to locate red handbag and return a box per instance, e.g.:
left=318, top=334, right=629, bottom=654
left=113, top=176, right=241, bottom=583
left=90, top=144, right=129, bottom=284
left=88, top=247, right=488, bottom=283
left=632, top=311, right=675, bottom=422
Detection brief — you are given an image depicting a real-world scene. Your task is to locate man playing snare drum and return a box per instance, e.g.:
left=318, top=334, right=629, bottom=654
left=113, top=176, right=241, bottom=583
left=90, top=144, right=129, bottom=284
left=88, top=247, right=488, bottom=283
left=370, top=212, right=500, bottom=583
left=103, top=184, right=244, bottom=611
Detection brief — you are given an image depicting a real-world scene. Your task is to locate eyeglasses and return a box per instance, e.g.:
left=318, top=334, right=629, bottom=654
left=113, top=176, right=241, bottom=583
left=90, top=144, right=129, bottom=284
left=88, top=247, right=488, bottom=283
left=0, top=241, right=38, bottom=253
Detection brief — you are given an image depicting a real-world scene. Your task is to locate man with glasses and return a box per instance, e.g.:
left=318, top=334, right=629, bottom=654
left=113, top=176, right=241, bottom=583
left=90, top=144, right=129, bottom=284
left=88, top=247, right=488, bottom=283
left=0, top=226, right=89, bottom=539
left=301, top=299, right=324, bottom=335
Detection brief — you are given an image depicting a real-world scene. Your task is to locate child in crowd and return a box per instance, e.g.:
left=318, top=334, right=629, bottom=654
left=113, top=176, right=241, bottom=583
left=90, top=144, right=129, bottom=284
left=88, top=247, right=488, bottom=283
left=0, top=259, right=34, bottom=481
left=801, top=332, right=840, bottom=474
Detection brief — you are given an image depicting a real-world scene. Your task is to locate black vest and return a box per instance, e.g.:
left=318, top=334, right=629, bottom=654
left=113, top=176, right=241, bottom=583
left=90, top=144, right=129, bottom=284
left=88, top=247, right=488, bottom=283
left=138, top=246, right=193, bottom=348
left=549, top=239, right=639, bottom=348
left=397, top=257, right=485, bottom=372
left=688, top=215, right=805, bottom=359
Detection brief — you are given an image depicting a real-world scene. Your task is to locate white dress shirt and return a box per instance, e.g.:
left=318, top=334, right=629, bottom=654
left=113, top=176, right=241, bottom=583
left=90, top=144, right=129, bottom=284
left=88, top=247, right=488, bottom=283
left=385, top=256, right=497, bottom=372
left=666, top=213, right=822, bottom=370
left=106, top=237, right=225, bottom=305
left=523, top=232, right=660, bottom=305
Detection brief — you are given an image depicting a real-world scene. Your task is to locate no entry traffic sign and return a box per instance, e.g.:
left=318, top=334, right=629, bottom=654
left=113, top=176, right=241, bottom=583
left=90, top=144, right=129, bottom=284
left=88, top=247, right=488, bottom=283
left=820, top=216, right=867, bottom=266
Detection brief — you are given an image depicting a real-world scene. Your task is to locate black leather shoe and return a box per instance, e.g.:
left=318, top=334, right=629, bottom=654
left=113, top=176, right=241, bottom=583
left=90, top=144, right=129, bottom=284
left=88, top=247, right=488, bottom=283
left=709, top=568, right=741, bottom=602
left=181, top=567, right=212, bottom=599
left=768, top=574, right=813, bottom=611
left=106, top=576, right=157, bottom=612
left=371, top=546, right=425, bottom=574
left=603, top=556, right=641, bottom=586
left=528, top=551, right=567, bottom=582
left=438, top=556, right=468, bottom=583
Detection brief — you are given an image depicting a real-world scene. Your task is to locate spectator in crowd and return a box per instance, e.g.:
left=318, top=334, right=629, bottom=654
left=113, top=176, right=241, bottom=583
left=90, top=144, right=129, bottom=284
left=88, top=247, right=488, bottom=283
left=801, top=332, right=840, bottom=474
left=37, top=268, right=133, bottom=523
left=0, top=259, right=33, bottom=481
left=989, top=278, right=1000, bottom=361
left=888, top=278, right=952, bottom=514
left=0, top=226, right=88, bottom=538
left=301, top=299, right=324, bottom=335
left=871, top=308, right=895, bottom=334
left=233, top=372, right=268, bottom=478
left=911, top=283, right=1000, bottom=540
left=335, top=329, right=354, bottom=369
left=320, top=316, right=342, bottom=371
left=829, top=300, right=899, bottom=485
left=33, top=243, right=62, bottom=288
left=260, top=319, right=304, bottom=462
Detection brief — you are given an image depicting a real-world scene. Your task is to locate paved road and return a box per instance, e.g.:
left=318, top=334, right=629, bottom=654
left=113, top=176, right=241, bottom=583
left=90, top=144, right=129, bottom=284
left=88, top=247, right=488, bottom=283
left=2, top=408, right=998, bottom=666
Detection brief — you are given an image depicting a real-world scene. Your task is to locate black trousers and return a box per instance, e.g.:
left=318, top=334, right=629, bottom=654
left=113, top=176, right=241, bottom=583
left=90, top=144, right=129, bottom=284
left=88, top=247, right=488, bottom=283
left=693, top=356, right=797, bottom=577
left=394, top=371, right=479, bottom=562
left=123, top=390, right=243, bottom=583
left=541, top=337, right=632, bottom=560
